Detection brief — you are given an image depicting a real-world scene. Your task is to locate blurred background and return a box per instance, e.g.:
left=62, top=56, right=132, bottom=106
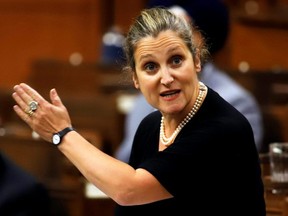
left=0, top=0, right=288, bottom=215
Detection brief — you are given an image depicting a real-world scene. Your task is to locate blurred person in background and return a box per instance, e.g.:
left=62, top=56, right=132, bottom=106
left=100, top=25, right=126, bottom=66
left=115, top=0, right=264, bottom=163
left=0, top=151, right=51, bottom=216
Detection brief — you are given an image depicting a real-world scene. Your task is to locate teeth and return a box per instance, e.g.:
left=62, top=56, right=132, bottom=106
left=164, top=93, right=175, bottom=97
left=162, top=91, right=178, bottom=96
left=165, top=92, right=176, bottom=96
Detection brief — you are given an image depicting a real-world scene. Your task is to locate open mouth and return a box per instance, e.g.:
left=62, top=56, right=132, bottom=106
left=160, top=90, right=181, bottom=98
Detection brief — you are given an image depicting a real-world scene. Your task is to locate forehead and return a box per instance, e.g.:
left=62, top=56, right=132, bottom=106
left=134, top=30, right=188, bottom=60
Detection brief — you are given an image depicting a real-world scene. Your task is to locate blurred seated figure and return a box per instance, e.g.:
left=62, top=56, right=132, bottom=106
left=115, top=0, right=264, bottom=163
left=100, top=25, right=126, bottom=66
left=0, top=152, right=51, bottom=216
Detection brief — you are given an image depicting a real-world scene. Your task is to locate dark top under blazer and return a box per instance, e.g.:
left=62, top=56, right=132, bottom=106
left=115, top=87, right=266, bottom=216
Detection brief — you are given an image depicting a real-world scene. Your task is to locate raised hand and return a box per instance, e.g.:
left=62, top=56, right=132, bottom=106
left=12, top=83, right=72, bottom=143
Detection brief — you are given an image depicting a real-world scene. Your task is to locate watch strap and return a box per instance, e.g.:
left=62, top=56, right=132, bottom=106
left=58, top=127, right=74, bottom=137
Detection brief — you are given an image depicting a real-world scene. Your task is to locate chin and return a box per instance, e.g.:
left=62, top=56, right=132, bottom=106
left=163, top=105, right=184, bottom=115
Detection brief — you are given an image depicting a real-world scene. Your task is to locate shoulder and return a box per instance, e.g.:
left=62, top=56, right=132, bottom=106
left=200, top=88, right=253, bottom=133
left=132, top=110, right=161, bottom=145
left=138, top=110, right=161, bottom=128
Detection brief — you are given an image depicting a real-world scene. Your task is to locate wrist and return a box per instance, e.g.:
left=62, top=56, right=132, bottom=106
left=52, top=127, right=74, bottom=145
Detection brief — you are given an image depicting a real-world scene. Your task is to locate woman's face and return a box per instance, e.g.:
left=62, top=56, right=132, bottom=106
left=133, top=30, right=201, bottom=117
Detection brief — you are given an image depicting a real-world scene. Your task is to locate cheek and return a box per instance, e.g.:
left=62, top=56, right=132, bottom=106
left=136, top=77, right=156, bottom=95
left=134, top=70, right=160, bottom=93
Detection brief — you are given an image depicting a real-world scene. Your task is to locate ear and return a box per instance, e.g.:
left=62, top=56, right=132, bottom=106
left=132, top=73, right=140, bottom=89
left=194, top=50, right=202, bottom=73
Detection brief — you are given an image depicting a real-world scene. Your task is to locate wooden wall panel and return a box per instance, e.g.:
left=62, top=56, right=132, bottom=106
left=113, top=0, right=147, bottom=32
left=229, top=21, right=288, bottom=71
left=0, top=0, right=287, bottom=91
left=0, top=0, right=106, bottom=89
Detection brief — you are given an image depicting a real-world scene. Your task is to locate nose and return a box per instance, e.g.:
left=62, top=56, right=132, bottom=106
left=160, top=67, right=174, bottom=86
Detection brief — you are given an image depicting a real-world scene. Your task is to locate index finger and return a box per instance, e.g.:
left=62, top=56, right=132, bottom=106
left=14, top=83, right=46, bottom=104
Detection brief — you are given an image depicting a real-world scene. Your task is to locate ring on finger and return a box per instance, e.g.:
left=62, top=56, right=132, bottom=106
left=27, top=109, right=34, bottom=117
left=29, top=100, right=38, bottom=112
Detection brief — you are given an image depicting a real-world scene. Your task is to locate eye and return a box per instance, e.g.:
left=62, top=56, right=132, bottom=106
left=171, top=55, right=183, bottom=66
left=144, top=62, right=157, bottom=72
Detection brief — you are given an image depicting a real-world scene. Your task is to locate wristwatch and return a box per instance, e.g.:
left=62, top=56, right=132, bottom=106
left=52, top=127, right=74, bottom=145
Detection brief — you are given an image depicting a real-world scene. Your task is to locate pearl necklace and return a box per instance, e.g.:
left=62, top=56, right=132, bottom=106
left=160, top=81, right=207, bottom=146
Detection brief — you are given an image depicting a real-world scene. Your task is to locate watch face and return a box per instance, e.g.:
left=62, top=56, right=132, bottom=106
left=53, top=134, right=61, bottom=145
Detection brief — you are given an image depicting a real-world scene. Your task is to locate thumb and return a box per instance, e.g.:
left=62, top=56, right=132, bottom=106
left=50, top=88, right=63, bottom=107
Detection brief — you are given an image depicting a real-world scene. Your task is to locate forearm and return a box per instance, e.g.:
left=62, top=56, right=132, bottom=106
left=57, top=130, right=136, bottom=201
left=11, top=83, right=170, bottom=205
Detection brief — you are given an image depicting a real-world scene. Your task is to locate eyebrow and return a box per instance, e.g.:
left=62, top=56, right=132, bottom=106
left=162, top=46, right=182, bottom=55
left=139, top=53, right=153, bottom=62
left=139, top=46, right=182, bottom=62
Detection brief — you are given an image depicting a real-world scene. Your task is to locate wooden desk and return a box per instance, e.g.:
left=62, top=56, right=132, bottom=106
left=264, top=176, right=288, bottom=216
left=82, top=182, right=117, bottom=216
left=84, top=198, right=117, bottom=216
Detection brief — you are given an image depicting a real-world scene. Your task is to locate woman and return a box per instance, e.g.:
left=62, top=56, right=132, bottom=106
left=12, top=7, right=265, bottom=215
